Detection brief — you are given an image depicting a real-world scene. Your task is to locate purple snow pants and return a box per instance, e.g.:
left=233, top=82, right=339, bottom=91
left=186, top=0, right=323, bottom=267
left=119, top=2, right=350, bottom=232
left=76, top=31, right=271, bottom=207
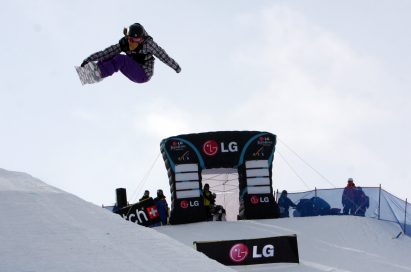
left=97, top=54, right=149, bottom=83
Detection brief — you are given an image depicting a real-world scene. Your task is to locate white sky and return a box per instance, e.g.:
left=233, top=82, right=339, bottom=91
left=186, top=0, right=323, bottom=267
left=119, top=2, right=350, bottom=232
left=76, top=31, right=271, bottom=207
left=1, top=0, right=411, bottom=206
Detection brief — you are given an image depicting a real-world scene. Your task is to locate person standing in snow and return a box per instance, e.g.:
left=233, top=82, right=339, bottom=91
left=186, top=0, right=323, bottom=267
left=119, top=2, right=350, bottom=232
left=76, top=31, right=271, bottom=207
left=78, top=23, right=181, bottom=85
left=354, top=187, right=369, bottom=216
left=139, top=190, right=150, bottom=202
left=203, top=183, right=215, bottom=221
left=154, top=189, right=169, bottom=225
left=342, top=178, right=357, bottom=215
left=278, top=190, right=297, bottom=218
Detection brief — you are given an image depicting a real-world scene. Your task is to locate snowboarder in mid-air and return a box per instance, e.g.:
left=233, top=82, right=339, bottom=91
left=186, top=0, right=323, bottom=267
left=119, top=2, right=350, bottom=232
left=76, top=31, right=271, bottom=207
left=76, top=23, right=181, bottom=85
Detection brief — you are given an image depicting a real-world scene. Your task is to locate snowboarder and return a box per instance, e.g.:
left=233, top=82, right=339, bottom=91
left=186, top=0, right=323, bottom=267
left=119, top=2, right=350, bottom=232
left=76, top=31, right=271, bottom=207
left=76, top=23, right=181, bottom=85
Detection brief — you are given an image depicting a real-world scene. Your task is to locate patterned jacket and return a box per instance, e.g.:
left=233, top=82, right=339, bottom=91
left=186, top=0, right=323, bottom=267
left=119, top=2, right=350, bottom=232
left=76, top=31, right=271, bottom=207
left=83, top=28, right=181, bottom=80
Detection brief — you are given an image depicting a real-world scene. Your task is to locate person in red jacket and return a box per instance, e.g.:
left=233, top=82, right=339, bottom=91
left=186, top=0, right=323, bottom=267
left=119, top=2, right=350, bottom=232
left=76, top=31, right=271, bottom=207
left=342, top=178, right=356, bottom=215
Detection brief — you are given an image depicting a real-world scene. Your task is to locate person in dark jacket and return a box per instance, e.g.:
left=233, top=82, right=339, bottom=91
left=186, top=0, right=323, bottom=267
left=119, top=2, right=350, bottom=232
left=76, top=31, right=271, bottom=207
left=203, top=183, right=215, bottom=221
left=154, top=189, right=169, bottom=225
left=311, top=196, right=331, bottom=216
left=354, top=187, right=369, bottom=216
left=278, top=190, right=297, bottom=218
left=79, top=23, right=181, bottom=85
left=139, top=190, right=150, bottom=202
left=342, top=178, right=356, bottom=215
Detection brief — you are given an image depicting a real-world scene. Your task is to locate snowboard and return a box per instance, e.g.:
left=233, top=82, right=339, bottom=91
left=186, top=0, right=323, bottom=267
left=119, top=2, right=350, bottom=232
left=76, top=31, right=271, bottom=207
left=75, top=63, right=102, bottom=85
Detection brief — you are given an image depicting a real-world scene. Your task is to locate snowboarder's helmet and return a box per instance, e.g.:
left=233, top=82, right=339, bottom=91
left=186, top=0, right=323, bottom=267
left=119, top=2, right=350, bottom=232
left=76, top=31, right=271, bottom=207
left=128, top=23, right=144, bottom=38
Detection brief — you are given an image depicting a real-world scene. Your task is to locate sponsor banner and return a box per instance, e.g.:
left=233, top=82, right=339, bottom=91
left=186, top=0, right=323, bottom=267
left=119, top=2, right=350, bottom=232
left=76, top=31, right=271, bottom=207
left=115, top=198, right=161, bottom=227
left=162, top=131, right=276, bottom=169
left=194, top=235, right=299, bottom=266
left=169, top=197, right=206, bottom=225
left=160, top=131, right=278, bottom=224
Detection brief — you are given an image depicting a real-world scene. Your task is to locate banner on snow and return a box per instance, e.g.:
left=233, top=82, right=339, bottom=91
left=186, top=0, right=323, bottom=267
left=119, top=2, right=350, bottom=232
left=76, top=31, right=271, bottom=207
left=194, top=235, right=299, bottom=266
left=114, top=197, right=161, bottom=227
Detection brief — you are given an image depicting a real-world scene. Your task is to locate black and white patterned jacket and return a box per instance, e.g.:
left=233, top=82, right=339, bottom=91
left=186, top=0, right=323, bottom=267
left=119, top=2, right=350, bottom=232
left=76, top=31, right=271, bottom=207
left=83, top=28, right=181, bottom=80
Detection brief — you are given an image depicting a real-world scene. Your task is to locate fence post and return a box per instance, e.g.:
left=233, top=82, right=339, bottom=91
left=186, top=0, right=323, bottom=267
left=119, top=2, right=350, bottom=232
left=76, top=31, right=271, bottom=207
left=315, top=187, right=317, bottom=197
left=378, top=184, right=382, bottom=220
left=405, top=198, right=408, bottom=235
left=276, top=189, right=279, bottom=202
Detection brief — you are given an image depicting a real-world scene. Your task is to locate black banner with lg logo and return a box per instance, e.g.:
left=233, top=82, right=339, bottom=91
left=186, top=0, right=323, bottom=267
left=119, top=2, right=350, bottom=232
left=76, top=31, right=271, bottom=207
left=194, top=236, right=299, bottom=266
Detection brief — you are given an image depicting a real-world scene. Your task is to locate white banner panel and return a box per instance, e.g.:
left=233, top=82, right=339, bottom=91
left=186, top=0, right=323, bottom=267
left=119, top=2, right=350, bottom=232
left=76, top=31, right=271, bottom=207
left=247, top=186, right=271, bottom=194
left=245, top=160, right=269, bottom=169
left=247, top=177, right=271, bottom=186
left=246, top=169, right=269, bottom=178
left=175, top=181, right=200, bottom=190
left=176, top=189, right=201, bottom=199
left=175, top=172, right=199, bottom=181
left=175, top=163, right=198, bottom=173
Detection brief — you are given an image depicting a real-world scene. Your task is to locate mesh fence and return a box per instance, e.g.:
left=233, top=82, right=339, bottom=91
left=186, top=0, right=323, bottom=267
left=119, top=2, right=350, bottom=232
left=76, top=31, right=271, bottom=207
left=281, top=187, right=410, bottom=236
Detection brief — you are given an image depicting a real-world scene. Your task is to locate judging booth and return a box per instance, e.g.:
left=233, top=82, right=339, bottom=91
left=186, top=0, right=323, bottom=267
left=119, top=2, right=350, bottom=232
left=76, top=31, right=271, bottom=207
left=160, top=131, right=280, bottom=225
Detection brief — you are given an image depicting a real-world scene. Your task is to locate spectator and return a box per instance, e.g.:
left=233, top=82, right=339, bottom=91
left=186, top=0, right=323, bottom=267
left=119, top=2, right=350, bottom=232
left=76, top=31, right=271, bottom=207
left=311, top=196, right=331, bottom=216
left=278, top=190, right=297, bottom=218
left=342, top=178, right=356, bottom=215
left=354, top=187, right=369, bottom=216
left=139, top=190, right=150, bottom=202
left=203, top=183, right=215, bottom=221
left=154, top=189, right=169, bottom=225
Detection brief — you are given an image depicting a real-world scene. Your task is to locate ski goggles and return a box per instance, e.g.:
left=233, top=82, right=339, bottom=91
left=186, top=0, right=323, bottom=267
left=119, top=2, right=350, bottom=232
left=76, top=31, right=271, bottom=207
left=128, top=36, right=143, bottom=43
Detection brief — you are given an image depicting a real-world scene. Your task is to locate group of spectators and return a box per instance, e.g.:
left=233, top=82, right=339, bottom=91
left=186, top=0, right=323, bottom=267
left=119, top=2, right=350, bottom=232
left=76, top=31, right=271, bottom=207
left=278, top=178, right=370, bottom=218
left=140, top=177, right=369, bottom=224
left=139, top=189, right=169, bottom=225
left=139, top=183, right=225, bottom=225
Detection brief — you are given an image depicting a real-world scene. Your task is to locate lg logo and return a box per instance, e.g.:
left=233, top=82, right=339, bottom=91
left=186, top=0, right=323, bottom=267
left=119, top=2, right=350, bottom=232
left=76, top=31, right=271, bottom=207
left=250, top=195, right=270, bottom=204
left=229, top=243, right=275, bottom=263
left=180, top=200, right=200, bottom=209
left=203, top=140, right=218, bottom=156
left=202, top=140, right=238, bottom=156
left=253, top=244, right=275, bottom=258
left=229, top=243, right=248, bottom=263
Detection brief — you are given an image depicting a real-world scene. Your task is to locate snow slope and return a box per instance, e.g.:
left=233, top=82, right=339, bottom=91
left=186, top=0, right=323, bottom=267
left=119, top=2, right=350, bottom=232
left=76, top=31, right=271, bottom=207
left=1, top=168, right=411, bottom=272
left=158, top=217, right=411, bottom=271
left=0, top=168, right=233, bottom=272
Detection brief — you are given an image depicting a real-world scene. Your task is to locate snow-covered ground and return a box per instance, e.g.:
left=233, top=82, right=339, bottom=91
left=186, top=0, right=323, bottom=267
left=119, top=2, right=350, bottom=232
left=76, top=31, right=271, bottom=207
left=1, top=168, right=411, bottom=272
left=0, top=168, right=233, bottom=272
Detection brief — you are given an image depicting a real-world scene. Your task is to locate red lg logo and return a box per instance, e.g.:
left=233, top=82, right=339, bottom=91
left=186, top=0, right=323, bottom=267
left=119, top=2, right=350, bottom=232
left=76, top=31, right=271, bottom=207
left=203, top=140, right=218, bottom=156
left=229, top=243, right=249, bottom=263
left=250, top=195, right=259, bottom=204
left=180, top=200, right=189, bottom=209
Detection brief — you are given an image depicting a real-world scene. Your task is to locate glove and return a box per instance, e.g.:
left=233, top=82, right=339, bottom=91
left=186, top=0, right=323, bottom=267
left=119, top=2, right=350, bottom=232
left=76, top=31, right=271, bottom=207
left=81, top=60, right=89, bottom=67
left=176, top=66, right=181, bottom=73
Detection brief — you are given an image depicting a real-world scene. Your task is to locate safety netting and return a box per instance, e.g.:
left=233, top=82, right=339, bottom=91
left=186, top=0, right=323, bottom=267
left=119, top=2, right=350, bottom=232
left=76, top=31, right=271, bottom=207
left=284, top=187, right=410, bottom=236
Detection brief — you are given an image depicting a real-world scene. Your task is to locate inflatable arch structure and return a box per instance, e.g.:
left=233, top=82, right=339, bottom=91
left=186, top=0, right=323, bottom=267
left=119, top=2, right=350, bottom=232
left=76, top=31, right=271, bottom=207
left=160, top=131, right=280, bottom=225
